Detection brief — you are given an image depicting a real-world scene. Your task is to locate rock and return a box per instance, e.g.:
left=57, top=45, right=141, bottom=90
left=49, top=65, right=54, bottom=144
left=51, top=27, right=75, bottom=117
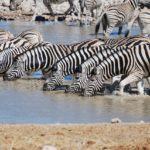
left=57, top=16, right=66, bottom=21
left=140, top=120, right=145, bottom=123
left=19, top=0, right=35, bottom=13
left=10, top=0, right=23, bottom=11
left=111, top=118, right=122, bottom=124
left=35, top=15, right=48, bottom=21
left=42, top=145, right=57, bottom=150
left=0, top=0, right=10, bottom=7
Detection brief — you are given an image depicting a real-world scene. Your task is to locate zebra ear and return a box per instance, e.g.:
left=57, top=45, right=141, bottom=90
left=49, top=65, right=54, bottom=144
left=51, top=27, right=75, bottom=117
left=75, top=65, right=82, bottom=73
left=51, top=63, right=58, bottom=71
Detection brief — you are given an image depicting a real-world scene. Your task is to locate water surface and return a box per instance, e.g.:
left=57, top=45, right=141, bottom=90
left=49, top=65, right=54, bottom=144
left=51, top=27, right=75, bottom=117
left=0, top=21, right=149, bottom=124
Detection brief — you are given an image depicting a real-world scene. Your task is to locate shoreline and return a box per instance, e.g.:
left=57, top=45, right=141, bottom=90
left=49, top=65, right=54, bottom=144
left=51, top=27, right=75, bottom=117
left=0, top=123, right=150, bottom=150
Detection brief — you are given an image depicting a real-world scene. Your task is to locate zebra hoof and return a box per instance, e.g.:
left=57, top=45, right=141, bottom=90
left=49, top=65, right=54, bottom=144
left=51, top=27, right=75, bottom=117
left=43, top=83, right=55, bottom=91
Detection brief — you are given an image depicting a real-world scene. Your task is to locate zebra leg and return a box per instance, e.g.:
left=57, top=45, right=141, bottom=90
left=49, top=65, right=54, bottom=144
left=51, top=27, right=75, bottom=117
left=117, top=72, right=144, bottom=95
left=109, top=75, right=123, bottom=93
left=104, top=25, right=115, bottom=38
left=137, top=79, right=144, bottom=95
left=124, top=20, right=135, bottom=37
left=118, top=26, right=123, bottom=36
left=146, top=77, right=150, bottom=86
left=43, top=0, right=54, bottom=16
left=125, top=8, right=140, bottom=37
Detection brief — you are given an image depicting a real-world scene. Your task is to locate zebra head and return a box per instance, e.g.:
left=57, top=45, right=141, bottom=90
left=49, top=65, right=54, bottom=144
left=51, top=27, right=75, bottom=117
left=43, top=73, right=64, bottom=91
left=66, top=75, right=89, bottom=93
left=3, top=58, right=24, bottom=81
left=0, top=48, right=14, bottom=74
left=83, top=78, right=101, bottom=96
left=83, top=67, right=103, bottom=96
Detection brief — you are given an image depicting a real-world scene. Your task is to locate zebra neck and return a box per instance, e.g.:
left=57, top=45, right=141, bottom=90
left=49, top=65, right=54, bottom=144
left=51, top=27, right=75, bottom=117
left=12, top=47, right=29, bottom=58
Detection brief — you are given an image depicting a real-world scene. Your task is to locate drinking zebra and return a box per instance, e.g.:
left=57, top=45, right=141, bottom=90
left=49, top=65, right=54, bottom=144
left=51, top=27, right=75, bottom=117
left=95, top=0, right=139, bottom=38
left=67, top=35, right=150, bottom=93
left=3, top=38, right=101, bottom=80
left=42, top=35, right=149, bottom=91
left=42, top=40, right=106, bottom=91
left=83, top=42, right=150, bottom=96
left=0, top=46, right=31, bottom=75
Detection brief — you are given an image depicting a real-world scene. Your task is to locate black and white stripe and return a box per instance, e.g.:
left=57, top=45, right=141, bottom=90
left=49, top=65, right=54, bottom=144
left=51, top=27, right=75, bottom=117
left=95, top=0, right=139, bottom=37
left=3, top=39, right=101, bottom=80
left=67, top=35, right=150, bottom=93
left=0, top=37, right=31, bottom=52
left=16, top=29, right=44, bottom=45
left=84, top=42, right=150, bottom=96
left=43, top=35, right=150, bottom=91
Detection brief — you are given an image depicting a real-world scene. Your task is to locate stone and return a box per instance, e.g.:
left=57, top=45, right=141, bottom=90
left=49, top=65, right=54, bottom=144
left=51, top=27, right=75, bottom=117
left=35, top=15, right=48, bottom=21
left=111, top=118, right=122, bottom=124
left=42, top=145, right=57, bottom=150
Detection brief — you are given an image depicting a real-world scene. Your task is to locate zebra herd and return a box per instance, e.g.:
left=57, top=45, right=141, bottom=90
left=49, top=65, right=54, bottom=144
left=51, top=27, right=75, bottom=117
left=0, top=27, right=149, bottom=97
left=0, top=0, right=149, bottom=96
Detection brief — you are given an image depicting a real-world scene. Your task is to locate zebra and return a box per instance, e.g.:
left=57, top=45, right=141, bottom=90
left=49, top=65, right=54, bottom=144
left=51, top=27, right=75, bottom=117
left=16, top=29, right=44, bottom=45
left=0, top=46, right=31, bottom=75
left=3, top=38, right=102, bottom=80
left=0, top=29, right=14, bottom=43
left=79, top=0, right=126, bottom=27
left=42, top=40, right=121, bottom=91
left=42, top=35, right=150, bottom=91
left=95, top=0, right=140, bottom=38
left=67, top=35, right=150, bottom=93
left=138, top=3, right=150, bottom=34
left=0, top=37, right=31, bottom=52
left=83, top=42, right=150, bottom=96
left=79, top=0, right=126, bottom=18
left=125, top=3, right=150, bottom=36
left=0, top=29, right=44, bottom=51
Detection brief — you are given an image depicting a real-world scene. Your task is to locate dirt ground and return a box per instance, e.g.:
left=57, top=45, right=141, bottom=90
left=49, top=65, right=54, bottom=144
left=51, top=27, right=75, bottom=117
left=0, top=124, right=149, bottom=150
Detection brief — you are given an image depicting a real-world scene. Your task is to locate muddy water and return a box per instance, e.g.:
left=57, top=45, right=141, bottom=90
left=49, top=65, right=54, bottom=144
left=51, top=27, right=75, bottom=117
left=0, top=21, right=149, bottom=124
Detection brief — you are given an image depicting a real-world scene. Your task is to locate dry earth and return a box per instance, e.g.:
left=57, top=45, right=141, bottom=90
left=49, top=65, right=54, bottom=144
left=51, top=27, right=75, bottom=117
left=0, top=124, right=150, bottom=150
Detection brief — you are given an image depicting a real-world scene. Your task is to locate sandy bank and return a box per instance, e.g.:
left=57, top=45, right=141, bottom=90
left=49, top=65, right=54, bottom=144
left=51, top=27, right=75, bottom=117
left=0, top=124, right=150, bottom=150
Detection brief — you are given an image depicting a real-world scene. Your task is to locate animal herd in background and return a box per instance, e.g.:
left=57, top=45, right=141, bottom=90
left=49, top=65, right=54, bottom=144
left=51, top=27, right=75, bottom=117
left=0, top=0, right=150, bottom=96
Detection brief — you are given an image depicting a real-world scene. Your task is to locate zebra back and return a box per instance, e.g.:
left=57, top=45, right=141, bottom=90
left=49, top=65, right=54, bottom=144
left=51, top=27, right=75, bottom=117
left=17, top=29, right=44, bottom=45
left=68, top=35, right=150, bottom=93
left=3, top=39, right=102, bottom=80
